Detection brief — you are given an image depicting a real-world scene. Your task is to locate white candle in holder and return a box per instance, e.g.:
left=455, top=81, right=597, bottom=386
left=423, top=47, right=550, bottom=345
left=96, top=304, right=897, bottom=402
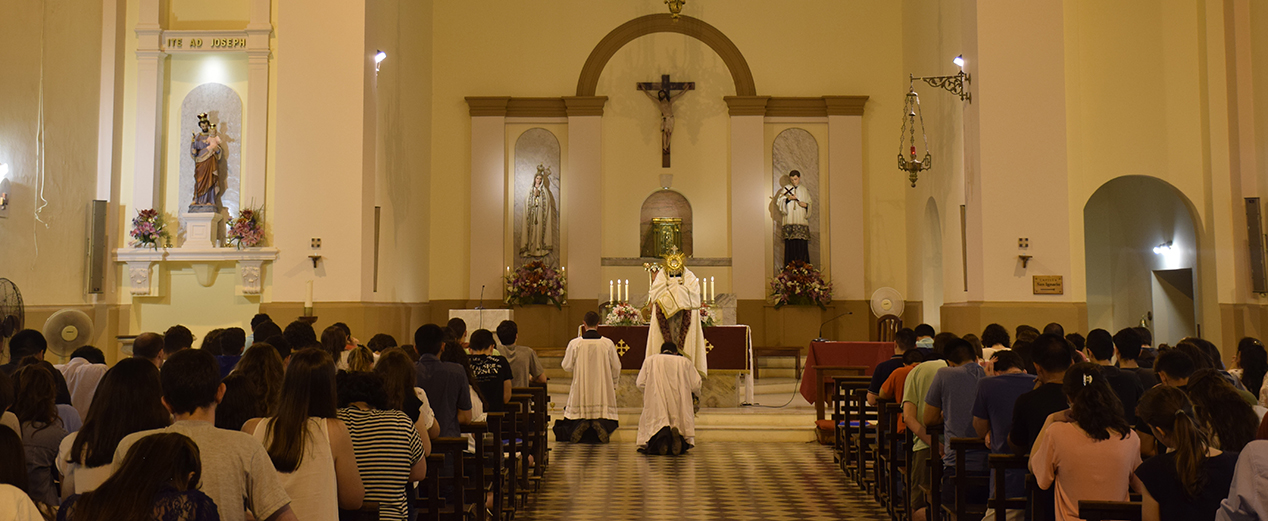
left=305, top=280, right=314, bottom=308
left=609, top=280, right=614, bottom=303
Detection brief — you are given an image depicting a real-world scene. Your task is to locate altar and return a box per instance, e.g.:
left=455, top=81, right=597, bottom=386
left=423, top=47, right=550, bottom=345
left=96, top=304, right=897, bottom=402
left=596, top=325, right=752, bottom=371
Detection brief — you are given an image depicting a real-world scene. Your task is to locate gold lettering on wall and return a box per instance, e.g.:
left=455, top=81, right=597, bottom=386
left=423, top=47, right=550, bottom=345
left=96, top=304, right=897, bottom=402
left=166, top=38, right=183, bottom=48
left=1032, top=275, right=1064, bottom=295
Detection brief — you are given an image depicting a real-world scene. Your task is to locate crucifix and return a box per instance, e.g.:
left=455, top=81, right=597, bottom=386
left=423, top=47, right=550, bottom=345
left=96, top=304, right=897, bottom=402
left=637, top=74, right=694, bottom=167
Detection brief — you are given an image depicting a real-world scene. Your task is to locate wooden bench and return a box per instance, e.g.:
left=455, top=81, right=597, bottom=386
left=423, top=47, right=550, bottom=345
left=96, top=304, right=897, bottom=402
left=986, top=453, right=1029, bottom=521
left=940, top=437, right=988, bottom=521
left=1077, top=500, right=1142, bottom=521
left=337, top=501, right=381, bottom=521
left=753, top=346, right=801, bottom=380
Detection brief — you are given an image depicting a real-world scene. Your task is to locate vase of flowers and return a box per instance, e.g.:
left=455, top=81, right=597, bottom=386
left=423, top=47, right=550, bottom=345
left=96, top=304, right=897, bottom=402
left=604, top=302, right=644, bottom=326
left=770, top=261, right=833, bottom=309
left=227, top=207, right=265, bottom=249
left=129, top=208, right=170, bottom=250
left=698, top=302, right=717, bottom=327
left=504, top=261, right=567, bottom=309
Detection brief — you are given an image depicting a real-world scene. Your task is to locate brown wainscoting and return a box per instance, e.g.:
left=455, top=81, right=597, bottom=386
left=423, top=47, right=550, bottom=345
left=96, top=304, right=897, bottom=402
left=1218, top=303, right=1268, bottom=365
left=259, top=302, right=429, bottom=349
left=735, top=300, right=876, bottom=352
left=22, top=304, right=131, bottom=364
left=940, top=301, right=1088, bottom=338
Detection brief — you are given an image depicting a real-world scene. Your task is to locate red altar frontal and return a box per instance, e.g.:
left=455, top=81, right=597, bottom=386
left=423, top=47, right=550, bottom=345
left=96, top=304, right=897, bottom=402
left=596, top=325, right=751, bottom=371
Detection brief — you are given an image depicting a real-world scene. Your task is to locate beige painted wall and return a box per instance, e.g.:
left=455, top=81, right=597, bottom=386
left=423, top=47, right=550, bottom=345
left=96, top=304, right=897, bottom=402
left=428, top=0, right=906, bottom=300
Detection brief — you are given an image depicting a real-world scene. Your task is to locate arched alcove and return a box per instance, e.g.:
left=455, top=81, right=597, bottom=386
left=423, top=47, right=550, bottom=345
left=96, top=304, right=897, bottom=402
left=1084, top=176, right=1202, bottom=344
left=178, top=83, right=242, bottom=245
left=771, top=128, right=820, bottom=269
left=513, top=128, right=561, bottom=268
left=640, top=190, right=692, bottom=257
left=922, top=198, right=944, bottom=331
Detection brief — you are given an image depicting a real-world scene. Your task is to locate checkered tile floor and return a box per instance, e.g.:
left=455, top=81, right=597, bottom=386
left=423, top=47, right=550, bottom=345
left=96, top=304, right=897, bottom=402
left=519, top=442, right=889, bottom=520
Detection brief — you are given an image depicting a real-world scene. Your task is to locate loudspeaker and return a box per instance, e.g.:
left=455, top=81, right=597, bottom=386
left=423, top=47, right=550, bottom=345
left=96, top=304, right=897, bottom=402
left=86, top=200, right=107, bottom=294
left=1247, top=198, right=1267, bottom=293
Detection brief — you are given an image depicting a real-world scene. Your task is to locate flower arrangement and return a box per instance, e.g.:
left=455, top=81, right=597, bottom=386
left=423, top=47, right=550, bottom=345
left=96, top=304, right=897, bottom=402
left=770, top=261, right=833, bottom=309
left=698, top=302, right=717, bottom=327
left=504, top=261, right=567, bottom=308
left=227, top=207, right=265, bottom=249
left=604, top=302, right=644, bottom=326
left=129, top=208, right=170, bottom=250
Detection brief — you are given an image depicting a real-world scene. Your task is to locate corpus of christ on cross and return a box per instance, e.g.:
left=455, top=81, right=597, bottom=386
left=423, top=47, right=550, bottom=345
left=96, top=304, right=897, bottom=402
left=637, top=74, right=694, bottom=168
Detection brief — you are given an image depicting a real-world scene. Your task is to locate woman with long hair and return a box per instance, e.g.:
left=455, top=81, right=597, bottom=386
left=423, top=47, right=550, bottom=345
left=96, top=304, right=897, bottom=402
left=1030, top=363, right=1142, bottom=521
left=57, top=433, right=217, bottom=521
left=336, top=371, right=426, bottom=521
left=1187, top=369, right=1260, bottom=452
left=244, top=348, right=363, bottom=520
left=374, top=348, right=438, bottom=439
left=234, top=343, right=285, bottom=414
left=13, top=364, right=69, bottom=506
left=1134, top=386, right=1237, bottom=521
left=57, top=358, right=170, bottom=499
left=439, top=340, right=486, bottom=453
left=215, top=372, right=263, bottom=432
left=0, top=427, right=46, bottom=521
left=320, top=326, right=348, bottom=368
left=1232, top=338, right=1268, bottom=406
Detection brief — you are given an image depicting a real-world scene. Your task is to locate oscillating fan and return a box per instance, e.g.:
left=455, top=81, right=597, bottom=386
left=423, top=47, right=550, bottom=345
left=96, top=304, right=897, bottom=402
left=0, top=279, right=23, bottom=360
left=870, top=287, right=906, bottom=319
left=42, top=309, right=94, bottom=362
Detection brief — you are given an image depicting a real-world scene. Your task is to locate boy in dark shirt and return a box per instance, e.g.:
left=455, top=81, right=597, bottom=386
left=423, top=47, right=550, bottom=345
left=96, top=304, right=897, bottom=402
left=467, top=329, right=514, bottom=412
left=1008, top=334, right=1074, bottom=521
left=1114, top=328, right=1159, bottom=389
left=1085, top=329, right=1145, bottom=423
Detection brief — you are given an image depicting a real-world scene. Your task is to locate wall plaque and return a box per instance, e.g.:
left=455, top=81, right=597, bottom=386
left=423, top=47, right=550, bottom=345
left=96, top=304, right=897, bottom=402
left=1033, top=275, right=1064, bottom=295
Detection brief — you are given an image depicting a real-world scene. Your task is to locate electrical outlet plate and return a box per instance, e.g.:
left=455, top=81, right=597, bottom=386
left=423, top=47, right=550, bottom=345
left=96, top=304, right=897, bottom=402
left=1018, top=237, right=1029, bottom=249
left=311, top=238, right=321, bottom=249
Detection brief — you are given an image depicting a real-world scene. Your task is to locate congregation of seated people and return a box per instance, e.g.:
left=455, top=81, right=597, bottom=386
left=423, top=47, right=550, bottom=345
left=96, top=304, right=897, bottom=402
left=843, top=321, right=1268, bottom=521
left=0, top=313, right=551, bottom=521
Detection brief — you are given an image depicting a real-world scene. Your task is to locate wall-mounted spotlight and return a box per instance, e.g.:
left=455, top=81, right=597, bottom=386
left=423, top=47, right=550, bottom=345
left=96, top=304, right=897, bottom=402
left=953, top=54, right=965, bottom=68
left=1152, top=241, right=1174, bottom=254
left=374, top=50, right=387, bottom=73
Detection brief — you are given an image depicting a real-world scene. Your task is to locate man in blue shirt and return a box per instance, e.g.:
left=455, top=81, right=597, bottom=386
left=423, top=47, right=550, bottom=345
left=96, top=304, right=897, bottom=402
left=924, top=338, right=988, bottom=506
left=971, top=350, right=1035, bottom=521
left=868, top=328, right=917, bottom=406
left=414, top=324, right=472, bottom=437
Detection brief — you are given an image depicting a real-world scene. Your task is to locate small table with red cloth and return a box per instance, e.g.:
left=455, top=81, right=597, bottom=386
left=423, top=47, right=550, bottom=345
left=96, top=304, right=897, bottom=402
left=799, top=341, right=895, bottom=418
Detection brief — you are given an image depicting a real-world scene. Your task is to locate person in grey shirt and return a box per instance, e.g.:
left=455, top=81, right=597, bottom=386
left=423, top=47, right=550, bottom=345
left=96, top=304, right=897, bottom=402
left=496, top=321, right=546, bottom=388
left=113, top=349, right=297, bottom=521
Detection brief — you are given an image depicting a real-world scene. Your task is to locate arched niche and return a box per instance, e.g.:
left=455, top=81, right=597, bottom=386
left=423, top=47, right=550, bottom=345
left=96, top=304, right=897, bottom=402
left=922, top=198, right=944, bottom=331
left=1084, top=175, right=1202, bottom=344
left=178, top=83, right=242, bottom=243
left=640, top=190, right=693, bottom=257
left=576, top=14, right=756, bottom=97
left=771, top=128, right=820, bottom=269
left=512, top=128, right=561, bottom=268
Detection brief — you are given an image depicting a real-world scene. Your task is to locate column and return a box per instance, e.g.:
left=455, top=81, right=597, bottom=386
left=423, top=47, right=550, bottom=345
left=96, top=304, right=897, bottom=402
left=825, top=97, right=867, bottom=301
left=724, top=96, right=769, bottom=299
left=243, top=0, right=272, bottom=208
left=564, top=96, right=608, bottom=301
left=132, top=0, right=164, bottom=211
left=466, top=97, right=510, bottom=299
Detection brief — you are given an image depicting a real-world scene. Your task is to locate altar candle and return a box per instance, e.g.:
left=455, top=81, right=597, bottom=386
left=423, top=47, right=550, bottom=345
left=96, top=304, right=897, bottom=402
left=305, top=280, right=314, bottom=308
left=624, top=279, right=629, bottom=302
left=609, top=280, right=614, bottom=303
left=711, top=277, right=716, bottom=303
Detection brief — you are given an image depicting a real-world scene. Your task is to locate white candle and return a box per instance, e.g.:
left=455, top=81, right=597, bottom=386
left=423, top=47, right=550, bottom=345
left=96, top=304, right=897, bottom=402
left=305, top=280, right=314, bottom=308
left=711, top=276, right=716, bottom=303
left=610, top=280, right=614, bottom=303
left=506, top=266, right=510, bottom=277
left=623, top=279, right=629, bottom=303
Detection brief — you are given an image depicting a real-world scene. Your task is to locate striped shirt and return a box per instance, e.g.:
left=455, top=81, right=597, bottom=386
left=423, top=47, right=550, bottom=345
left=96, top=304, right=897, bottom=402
left=336, top=407, right=425, bottom=521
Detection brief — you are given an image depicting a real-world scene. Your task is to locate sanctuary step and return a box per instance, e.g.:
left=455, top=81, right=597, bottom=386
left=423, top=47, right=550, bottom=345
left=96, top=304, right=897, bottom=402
left=539, top=351, right=806, bottom=380
left=543, top=407, right=817, bottom=443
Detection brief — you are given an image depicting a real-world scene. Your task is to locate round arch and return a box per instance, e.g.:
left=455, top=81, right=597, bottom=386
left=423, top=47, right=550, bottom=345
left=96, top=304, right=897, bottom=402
left=576, top=14, right=757, bottom=97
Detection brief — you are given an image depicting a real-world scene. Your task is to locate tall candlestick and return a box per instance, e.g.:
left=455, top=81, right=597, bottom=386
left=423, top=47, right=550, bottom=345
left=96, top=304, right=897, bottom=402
left=624, top=279, right=629, bottom=303
left=609, top=280, right=614, bottom=304
left=305, top=280, right=314, bottom=308
left=711, top=276, right=716, bottom=303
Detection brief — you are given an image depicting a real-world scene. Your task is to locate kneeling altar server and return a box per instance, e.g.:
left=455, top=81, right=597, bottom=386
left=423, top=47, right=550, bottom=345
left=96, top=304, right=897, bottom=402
left=637, top=342, right=702, bottom=455
left=554, top=311, right=622, bottom=443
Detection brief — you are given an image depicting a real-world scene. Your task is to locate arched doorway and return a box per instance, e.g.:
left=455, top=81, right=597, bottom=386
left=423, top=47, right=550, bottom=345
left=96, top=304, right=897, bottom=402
left=1084, top=176, right=1201, bottom=344
left=922, top=198, right=944, bottom=331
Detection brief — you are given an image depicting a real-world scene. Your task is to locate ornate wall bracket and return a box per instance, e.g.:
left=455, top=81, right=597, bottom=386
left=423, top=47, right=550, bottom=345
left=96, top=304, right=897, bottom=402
left=115, top=247, right=278, bottom=297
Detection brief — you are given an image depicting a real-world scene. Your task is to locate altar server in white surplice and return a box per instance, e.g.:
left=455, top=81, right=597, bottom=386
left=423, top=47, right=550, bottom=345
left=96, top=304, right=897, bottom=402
left=556, top=311, right=622, bottom=444
left=636, top=342, right=702, bottom=455
left=646, top=255, right=708, bottom=377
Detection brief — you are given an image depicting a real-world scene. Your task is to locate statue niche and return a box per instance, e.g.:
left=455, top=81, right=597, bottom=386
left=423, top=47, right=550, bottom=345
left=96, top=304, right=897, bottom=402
left=640, top=190, right=692, bottom=258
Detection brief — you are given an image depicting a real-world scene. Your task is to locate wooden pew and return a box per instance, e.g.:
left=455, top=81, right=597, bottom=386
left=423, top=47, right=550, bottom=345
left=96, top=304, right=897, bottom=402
left=417, top=438, right=473, bottom=521
left=986, top=454, right=1029, bottom=521
left=926, top=423, right=945, bottom=521
left=1077, top=500, right=1142, bottom=521
left=337, top=501, right=381, bottom=521
left=882, top=402, right=911, bottom=521
left=507, top=394, right=534, bottom=508
left=940, top=437, right=988, bottom=521
left=459, top=421, right=490, bottom=521
left=851, top=387, right=877, bottom=490
left=482, top=412, right=508, bottom=521
left=500, top=400, right=522, bottom=518
left=514, top=385, right=550, bottom=490
left=829, top=375, right=871, bottom=475
left=418, top=453, right=447, bottom=521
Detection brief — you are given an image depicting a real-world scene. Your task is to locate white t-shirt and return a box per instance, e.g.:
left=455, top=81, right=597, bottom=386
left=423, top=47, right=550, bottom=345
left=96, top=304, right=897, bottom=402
left=0, top=484, right=43, bottom=521
left=57, top=432, right=115, bottom=496
left=0, top=411, right=20, bottom=440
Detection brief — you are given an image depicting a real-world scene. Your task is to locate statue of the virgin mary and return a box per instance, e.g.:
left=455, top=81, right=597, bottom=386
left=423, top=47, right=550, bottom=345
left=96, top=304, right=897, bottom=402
left=521, top=165, right=555, bottom=257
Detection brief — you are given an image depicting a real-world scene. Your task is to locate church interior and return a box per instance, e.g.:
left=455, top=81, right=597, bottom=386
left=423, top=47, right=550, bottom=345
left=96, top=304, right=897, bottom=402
left=3, top=0, right=1268, bottom=519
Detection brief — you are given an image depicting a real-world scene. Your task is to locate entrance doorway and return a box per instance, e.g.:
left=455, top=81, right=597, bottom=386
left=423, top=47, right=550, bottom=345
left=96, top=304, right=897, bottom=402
left=1150, top=268, right=1196, bottom=343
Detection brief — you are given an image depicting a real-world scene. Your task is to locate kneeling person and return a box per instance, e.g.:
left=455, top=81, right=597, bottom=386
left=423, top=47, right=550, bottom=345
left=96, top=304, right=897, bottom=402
left=636, top=342, right=701, bottom=455
left=555, top=311, right=622, bottom=443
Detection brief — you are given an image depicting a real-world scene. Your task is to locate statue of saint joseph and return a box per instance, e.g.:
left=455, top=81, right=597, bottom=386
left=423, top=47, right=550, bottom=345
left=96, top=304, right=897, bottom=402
left=190, top=113, right=222, bottom=211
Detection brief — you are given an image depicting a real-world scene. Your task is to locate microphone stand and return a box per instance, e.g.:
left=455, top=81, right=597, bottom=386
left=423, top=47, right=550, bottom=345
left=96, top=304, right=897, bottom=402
left=814, top=310, right=854, bottom=342
left=476, top=284, right=485, bottom=330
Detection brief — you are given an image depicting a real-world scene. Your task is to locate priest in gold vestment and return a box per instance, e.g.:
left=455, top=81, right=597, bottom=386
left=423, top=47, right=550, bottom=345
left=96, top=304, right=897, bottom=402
left=646, top=251, right=708, bottom=377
